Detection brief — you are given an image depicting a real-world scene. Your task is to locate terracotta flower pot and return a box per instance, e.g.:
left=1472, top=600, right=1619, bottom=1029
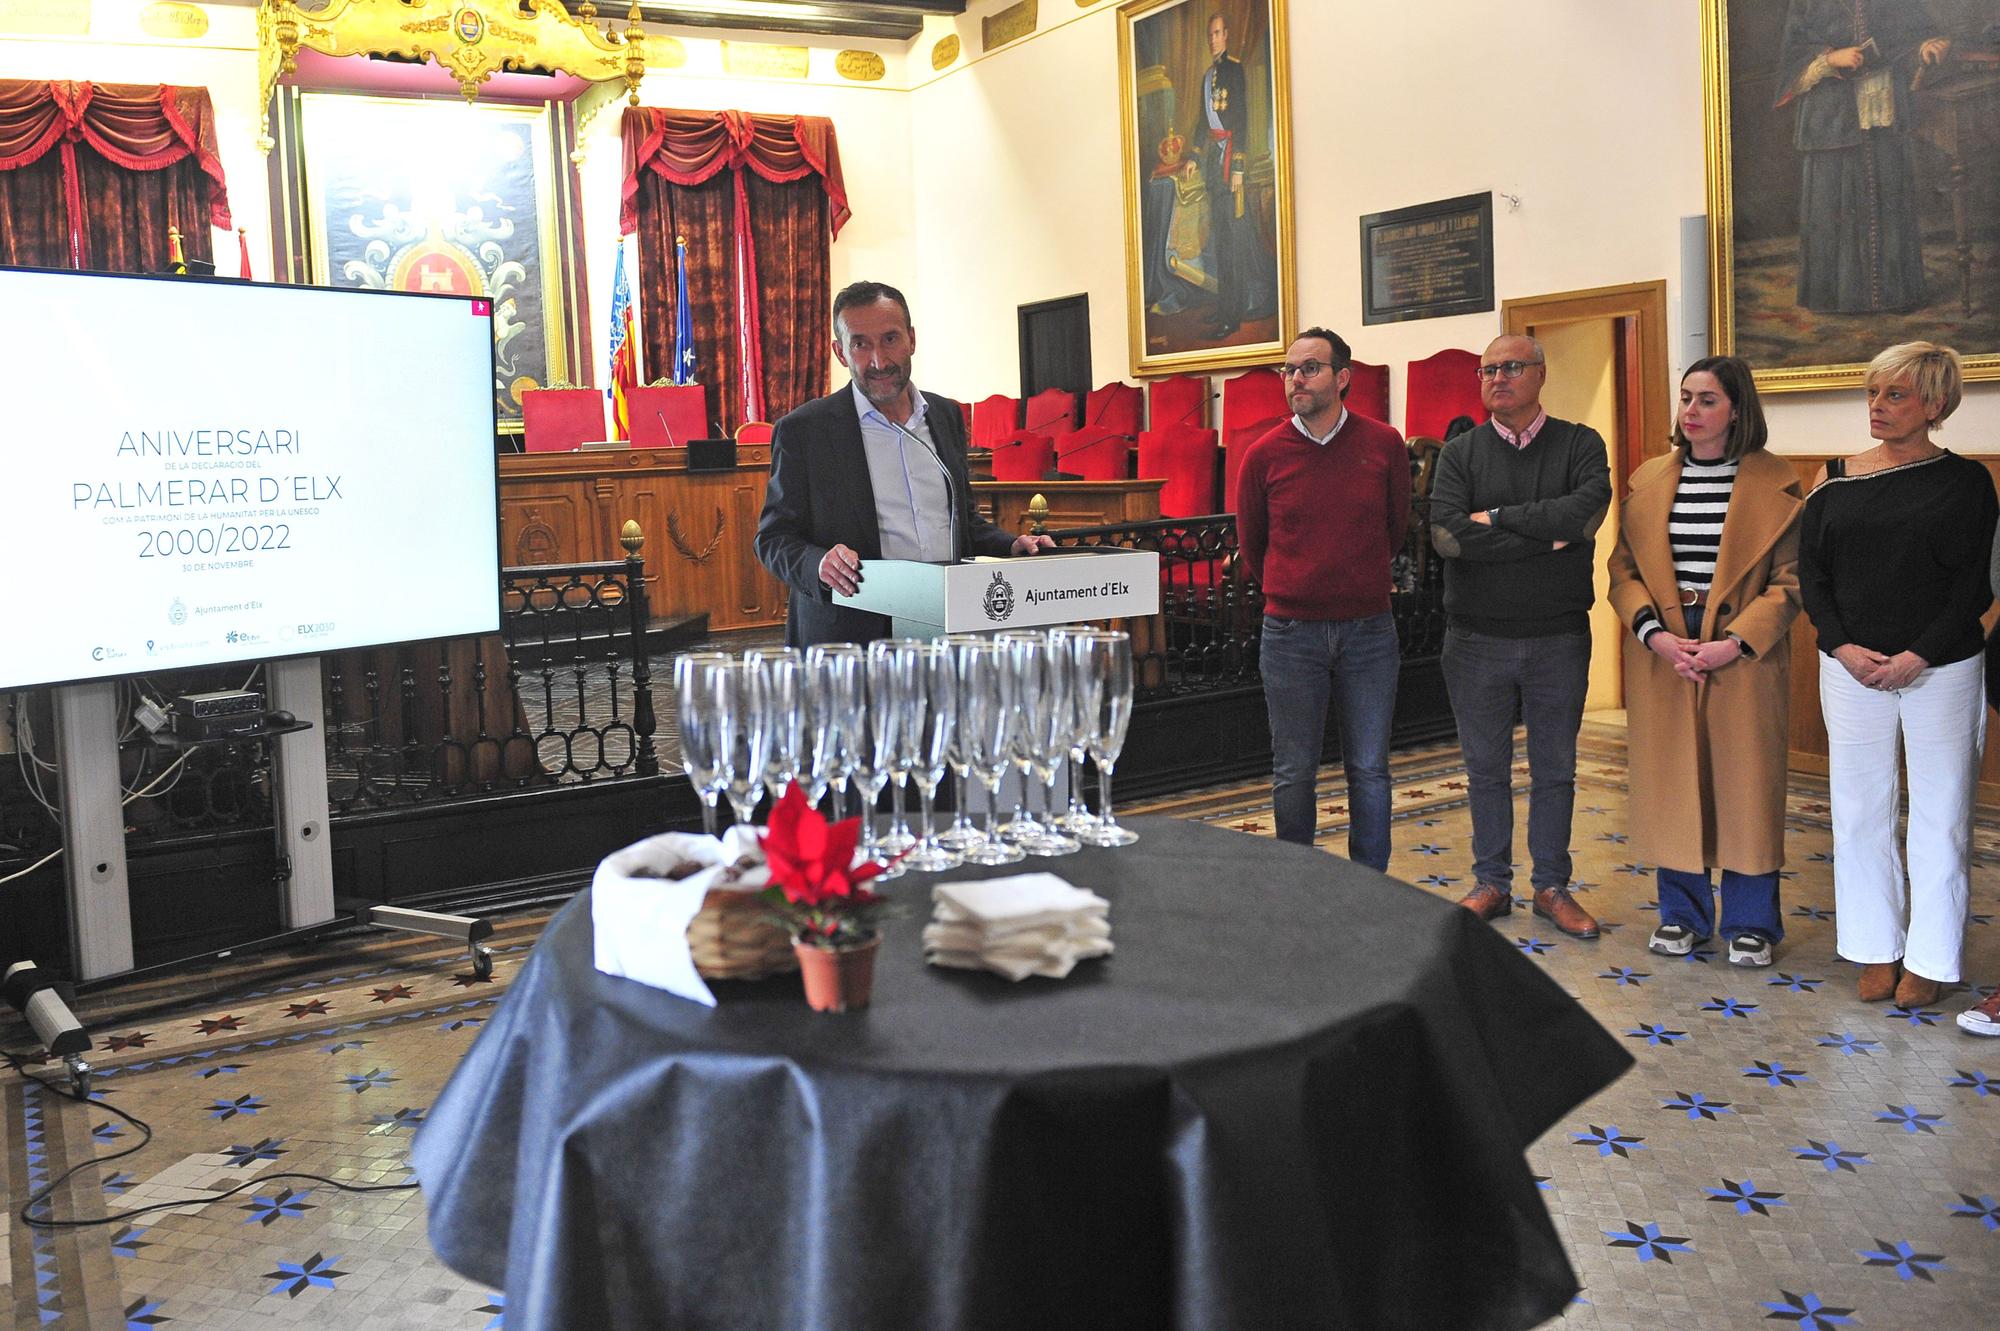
left=793, top=934, right=881, bottom=1013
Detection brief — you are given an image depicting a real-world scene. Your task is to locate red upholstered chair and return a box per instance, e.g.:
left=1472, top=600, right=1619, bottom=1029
left=522, top=388, right=606, bottom=452
left=970, top=394, right=1019, bottom=450
left=1221, top=367, right=1286, bottom=444
left=1147, top=373, right=1209, bottom=431
left=1083, top=382, right=1143, bottom=437
left=735, top=420, right=773, bottom=444
left=1405, top=349, right=1484, bottom=442
left=1222, top=415, right=1286, bottom=514
left=1023, top=387, right=1078, bottom=434
left=1346, top=359, right=1391, bottom=424
left=629, top=383, right=709, bottom=448
left=988, top=430, right=1054, bottom=481
left=1136, top=423, right=1219, bottom=518
left=1051, top=425, right=1130, bottom=481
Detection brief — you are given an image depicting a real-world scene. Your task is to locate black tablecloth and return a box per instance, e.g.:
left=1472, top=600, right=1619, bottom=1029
left=413, top=816, right=1631, bottom=1331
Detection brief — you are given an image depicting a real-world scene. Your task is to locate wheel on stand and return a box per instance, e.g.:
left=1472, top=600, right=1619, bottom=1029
left=470, top=944, right=494, bottom=982
left=65, top=1056, right=92, bottom=1099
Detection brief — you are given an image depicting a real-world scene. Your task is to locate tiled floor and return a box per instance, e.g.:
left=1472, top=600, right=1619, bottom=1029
left=4, top=719, right=1998, bottom=1329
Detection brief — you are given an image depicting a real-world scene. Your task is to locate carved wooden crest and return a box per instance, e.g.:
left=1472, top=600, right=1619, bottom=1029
left=666, top=508, right=726, bottom=564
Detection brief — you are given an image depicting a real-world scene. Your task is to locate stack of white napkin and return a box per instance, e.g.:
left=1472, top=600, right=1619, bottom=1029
left=924, top=874, right=1112, bottom=981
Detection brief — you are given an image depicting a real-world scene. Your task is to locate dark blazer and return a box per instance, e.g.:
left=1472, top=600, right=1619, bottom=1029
left=754, top=386, right=1015, bottom=647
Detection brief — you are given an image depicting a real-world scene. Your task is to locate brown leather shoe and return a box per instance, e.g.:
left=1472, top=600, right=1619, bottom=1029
left=1532, top=886, right=1600, bottom=939
left=1857, top=962, right=1901, bottom=1002
left=1457, top=882, right=1513, bottom=921
left=1895, top=969, right=1943, bottom=1008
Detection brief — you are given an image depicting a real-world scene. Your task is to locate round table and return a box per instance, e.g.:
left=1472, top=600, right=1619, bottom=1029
left=413, top=816, right=1630, bottom=1331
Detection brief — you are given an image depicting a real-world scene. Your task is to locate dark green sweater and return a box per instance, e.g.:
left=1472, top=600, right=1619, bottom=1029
left=1427, top=418, right=1612, bottom=637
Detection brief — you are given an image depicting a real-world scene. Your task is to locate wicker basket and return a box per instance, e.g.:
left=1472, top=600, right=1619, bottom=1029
left=687, top=886, right=797, bottom=980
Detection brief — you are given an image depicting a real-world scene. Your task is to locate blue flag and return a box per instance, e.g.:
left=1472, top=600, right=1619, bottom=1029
left=606, top=237, right=637, bottom=440
left=672, top=234, right=697, bottom=387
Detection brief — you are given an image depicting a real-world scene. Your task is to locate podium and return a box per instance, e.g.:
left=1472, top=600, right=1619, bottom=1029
left=833, top=549, right=1159, bottom=639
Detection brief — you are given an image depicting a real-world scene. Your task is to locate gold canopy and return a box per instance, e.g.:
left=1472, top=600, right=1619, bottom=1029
left=256, top=0, right=647, bottom=150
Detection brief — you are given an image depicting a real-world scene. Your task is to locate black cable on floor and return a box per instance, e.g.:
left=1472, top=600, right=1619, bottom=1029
left=5, top=1050, right=419, bottom=1232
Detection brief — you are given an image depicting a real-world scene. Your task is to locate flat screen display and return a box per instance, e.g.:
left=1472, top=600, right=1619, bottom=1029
left=0, top=267, right=501, bottom=691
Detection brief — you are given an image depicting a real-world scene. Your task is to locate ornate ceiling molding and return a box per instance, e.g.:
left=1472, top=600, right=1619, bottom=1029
left=257, top=0, right=647, bottom=150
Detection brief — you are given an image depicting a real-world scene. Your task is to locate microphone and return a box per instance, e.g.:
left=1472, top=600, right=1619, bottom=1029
left=882, top=412, right=960, bottom=566
left=656, top=411, right=678, bottom=449
left=1055, top=430, right=1136, bottom=461
left=1174, top=389, right=1221, bottom=426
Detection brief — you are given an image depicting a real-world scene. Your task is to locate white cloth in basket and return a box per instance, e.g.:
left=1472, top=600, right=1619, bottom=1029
left=592, top=826, right=767, bottom=1007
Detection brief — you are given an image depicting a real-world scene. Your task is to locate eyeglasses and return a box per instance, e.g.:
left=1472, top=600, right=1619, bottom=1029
left=1280, top=360, right=1332, bottom=379
left=1475, top=360, right=1543, bottom=381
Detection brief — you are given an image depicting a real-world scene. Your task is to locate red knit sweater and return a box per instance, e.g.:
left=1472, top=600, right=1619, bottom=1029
left=1236, top=413, right=1410, bottom=621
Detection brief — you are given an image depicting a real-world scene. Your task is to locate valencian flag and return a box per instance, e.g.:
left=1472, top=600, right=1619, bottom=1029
left=671, top=233, right=697, bottom=386
left=607, top=236, right=639, bottom=441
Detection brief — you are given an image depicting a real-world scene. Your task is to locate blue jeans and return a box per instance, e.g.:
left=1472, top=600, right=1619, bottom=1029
left=1260, top=612, right=1401, bottom=868
left=1656, top=867, right=1784, bottom=945
left=1439, top=626, right=1591, bottom=891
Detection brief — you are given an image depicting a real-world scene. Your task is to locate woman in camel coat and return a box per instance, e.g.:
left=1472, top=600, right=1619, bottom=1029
left=1608, top=356, right=1803, bottom=967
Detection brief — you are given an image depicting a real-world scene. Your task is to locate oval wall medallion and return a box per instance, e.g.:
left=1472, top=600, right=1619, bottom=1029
left=140, top=1, right=206, bottom=38
left=835, top=49, right=885, bottom=82
left=931, top=33, right=959, bottom=71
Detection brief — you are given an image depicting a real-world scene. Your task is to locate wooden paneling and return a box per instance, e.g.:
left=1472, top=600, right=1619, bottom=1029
left=499, top=446, right=784, bottom=633
left=1781, top=454, right=2000, bottom=791
left=972, top=479, right=1164, bottom=534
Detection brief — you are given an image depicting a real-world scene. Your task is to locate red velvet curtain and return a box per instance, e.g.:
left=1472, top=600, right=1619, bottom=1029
left=0, top=80, right=230, bottom=273
left=623, top=107, right=845, bottom=435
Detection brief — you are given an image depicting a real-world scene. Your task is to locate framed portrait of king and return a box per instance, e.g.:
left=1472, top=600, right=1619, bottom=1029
left=1118, top=0, right=1296, bottom=376
left=1704, top=0, right=2000, bottom=391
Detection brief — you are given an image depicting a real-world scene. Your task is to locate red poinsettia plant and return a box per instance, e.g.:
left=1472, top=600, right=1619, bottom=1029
left=758, top=783, right=893, bottom=949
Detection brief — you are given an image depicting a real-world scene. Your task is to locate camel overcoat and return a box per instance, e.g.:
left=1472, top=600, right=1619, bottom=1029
left=1607, top=448, right=1804, bottom=874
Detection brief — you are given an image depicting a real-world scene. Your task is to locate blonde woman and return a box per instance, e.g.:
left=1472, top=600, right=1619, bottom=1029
left=1800, top=343, right=1998, bottom=1007
left=1610, top=357, right=1802, bottom=968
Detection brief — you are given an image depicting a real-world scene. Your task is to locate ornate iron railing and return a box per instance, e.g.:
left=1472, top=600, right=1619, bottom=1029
left=1042, top=514, right=1261, bottom=699
left=324, top=554, right=658, bottom=813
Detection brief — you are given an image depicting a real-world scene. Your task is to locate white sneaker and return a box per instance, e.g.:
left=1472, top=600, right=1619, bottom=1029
left=1648, top=924, right=1702, bottom=956
left=1958, top=990, right=2000, bottom=1037
left=1727, top=934, right=1773, bottom=968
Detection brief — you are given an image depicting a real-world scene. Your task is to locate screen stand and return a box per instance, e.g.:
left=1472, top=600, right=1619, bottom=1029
left=268, top=657, right=335, bottom=930
left=52, top=682, right=134, bottom=981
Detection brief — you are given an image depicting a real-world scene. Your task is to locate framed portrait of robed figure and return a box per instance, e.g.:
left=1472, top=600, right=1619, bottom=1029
left=1704, top=0, right=2000, bottom=391
left=1118, top=0, right=1295, bottom=376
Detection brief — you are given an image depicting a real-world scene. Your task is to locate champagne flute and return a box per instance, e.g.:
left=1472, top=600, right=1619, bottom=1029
left=853, top=645, right=901, bottom=875
left=747, top=647, right=804, bottom=806
left=801, top=644, right=853, bottom=810
left=808, top=643, right=865, bottom=818
left=1078, top=630, right=1139, bottom=846
left=996, top=630, right=1048, bottom=847
left=902, top=642, right=961, bottom=871
left=958, top=641, right=1026, bottom=865
left=1045, top=626, right=1095, bottom=835
left=872, top=639, right=922, bottom=857
left=672, top=651, right=730, bottom=836
left=938, top=634, right=989, bottom=852
left=1026, top=633, right=1080, bottom=857
left=711, top=660, right=773, bottom=828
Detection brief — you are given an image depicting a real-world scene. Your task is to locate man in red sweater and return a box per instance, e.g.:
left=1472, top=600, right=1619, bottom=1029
left=1237, top=327, right=1410, bottom=867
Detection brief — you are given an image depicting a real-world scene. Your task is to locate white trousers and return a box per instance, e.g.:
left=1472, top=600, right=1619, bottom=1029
left=1819, top=652, right=1986, bottom=982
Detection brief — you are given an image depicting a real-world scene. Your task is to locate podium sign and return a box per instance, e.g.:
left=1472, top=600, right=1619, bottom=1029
left=834, top=550, right=1159, bottom=638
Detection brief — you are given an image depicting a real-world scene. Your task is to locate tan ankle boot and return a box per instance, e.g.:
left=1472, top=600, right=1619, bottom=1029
left=1858, top=962, right=1901, bottom=1002
left=1895, top=969, right=1943, bottom=1008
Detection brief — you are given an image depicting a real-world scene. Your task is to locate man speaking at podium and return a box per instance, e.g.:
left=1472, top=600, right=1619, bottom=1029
left=756, top=279, right=1053, bottom=647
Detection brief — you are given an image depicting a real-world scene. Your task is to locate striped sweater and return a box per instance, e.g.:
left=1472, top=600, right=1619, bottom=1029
left=1635, top=454, right=1737, bottom=641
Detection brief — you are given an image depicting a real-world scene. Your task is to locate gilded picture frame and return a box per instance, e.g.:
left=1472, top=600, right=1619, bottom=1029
left=281, top=92, right=580, bottom=436
left=1703, top=0, right=2000, bottom=392
left=1118, top=0, right=1295, bottom=376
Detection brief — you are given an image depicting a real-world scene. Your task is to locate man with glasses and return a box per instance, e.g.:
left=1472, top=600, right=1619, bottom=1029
left=1237, top=327, right=1409, bottom=867
left=1429, top=333, right=1611, bottom=937
left=755, top=280, right=1052, bottom=647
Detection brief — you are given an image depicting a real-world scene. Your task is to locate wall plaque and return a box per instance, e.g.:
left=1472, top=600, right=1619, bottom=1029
left=0, top=0, right=88, bottom=35
left=983, top=0, right=1036, bottom=51
left=931, top=33, right=959, bottom=69
left=835, top=49, right=885, bottom=82
left=721, top=41, right=809, bottom=80
left=1358, top=192, right=1493, bottom=326
left=140, top=1, right=206, bottom=38
left=646, top=34, right=687, bottom=69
